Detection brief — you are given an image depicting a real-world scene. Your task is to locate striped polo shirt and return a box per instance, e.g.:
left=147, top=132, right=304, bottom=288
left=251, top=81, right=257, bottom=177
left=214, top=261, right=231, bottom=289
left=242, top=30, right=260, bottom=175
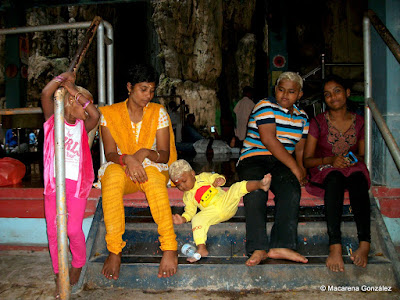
left=239, top=97, right=309, bottom=160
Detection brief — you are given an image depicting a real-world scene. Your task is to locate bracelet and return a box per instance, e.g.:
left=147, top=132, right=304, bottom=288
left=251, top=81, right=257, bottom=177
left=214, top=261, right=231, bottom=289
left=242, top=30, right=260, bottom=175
left=82, top=100, right=90, bottom=110
left=119, top=154, right=127, bottom=166
left=54, top=75, right=66, bottom=83
left=74, top=92, right=83, bottom=102
left=155, top=150, right=160, bottom=162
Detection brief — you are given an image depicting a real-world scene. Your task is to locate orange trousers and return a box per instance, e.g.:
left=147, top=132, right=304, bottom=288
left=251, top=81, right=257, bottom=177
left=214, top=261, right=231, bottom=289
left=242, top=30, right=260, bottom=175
left=101, top=164, right=177, bottom=254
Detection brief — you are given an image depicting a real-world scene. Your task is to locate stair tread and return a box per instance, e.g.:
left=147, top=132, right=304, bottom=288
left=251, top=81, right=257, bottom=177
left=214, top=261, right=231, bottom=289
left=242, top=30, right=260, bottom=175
left=88, top=255, right=391, bottom=265
left=125, top=206, right=356, bottom=223
left=82, top=201, right=399, bottom=291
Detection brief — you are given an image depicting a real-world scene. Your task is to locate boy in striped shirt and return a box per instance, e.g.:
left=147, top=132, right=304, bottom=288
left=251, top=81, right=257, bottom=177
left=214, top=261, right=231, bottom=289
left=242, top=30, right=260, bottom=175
left=237, top=72, right=309, bottom=266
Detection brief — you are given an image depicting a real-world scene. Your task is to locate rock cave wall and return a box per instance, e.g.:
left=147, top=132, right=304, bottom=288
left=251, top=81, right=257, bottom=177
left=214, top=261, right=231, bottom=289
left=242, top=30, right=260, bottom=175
left=0, top=0, right=258, bottom=134
left=0, top=0, right=365, bottom=133
left=153, top=0, right=257, bottom=131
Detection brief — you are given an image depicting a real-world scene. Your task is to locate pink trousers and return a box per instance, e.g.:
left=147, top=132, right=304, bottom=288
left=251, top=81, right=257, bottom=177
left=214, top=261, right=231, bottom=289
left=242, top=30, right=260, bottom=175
left=44, top=179, right=87, bottom=274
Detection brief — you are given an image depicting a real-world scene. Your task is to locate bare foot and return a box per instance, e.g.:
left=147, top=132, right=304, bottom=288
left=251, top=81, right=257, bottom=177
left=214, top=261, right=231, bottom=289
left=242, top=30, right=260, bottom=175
left=187, top=244, right=208, bottom=263
left=55, top=274, right=60, bottom=299
left=158, top=250, right=178, bottom=278
left=268, top=248, right=308, bottom=263
left=196, top=244, right=208, bottom=258
left=246, top=250, right=268, bottom=266
left=69, top=266, right=82, bottom=286
left=260, top=174, right=272, bottom=191
left=326, top=244, right=344, bottom=272
left=101, top=252, right=121, bottom=280
left=350, top=241, right=370, bottom=268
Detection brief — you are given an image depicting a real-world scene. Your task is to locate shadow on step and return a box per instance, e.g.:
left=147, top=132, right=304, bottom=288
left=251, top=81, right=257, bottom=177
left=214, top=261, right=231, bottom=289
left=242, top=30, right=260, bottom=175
left=75, top=198, right=399, bottom=292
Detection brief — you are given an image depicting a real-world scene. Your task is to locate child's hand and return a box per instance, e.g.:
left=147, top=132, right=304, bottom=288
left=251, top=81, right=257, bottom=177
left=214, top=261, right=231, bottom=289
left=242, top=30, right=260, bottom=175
left=172, top=214, right=186, bottom=225
left=212, top=177, right=225, bottom=187
left=59, top=72, right=76, bottom=84
left=62, top=80, right=77, bottom=95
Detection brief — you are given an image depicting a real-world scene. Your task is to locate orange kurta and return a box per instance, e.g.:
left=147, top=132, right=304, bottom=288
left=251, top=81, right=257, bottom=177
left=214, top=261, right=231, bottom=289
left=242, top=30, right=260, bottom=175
left=99, top=101, right=177, bottom=254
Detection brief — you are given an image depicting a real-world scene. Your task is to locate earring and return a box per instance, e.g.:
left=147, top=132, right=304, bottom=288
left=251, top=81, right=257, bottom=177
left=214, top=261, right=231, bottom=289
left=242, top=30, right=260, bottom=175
left=128, top=91, right=131, bottom=95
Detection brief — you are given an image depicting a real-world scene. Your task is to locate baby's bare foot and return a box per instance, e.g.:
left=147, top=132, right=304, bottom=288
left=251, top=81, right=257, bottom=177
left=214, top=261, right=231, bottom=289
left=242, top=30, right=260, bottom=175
left=187, top=244, right=207, bottom=263
left=260, top=174, right=272, bottom=192
left=326, top=244, right=344, bottom=272
left=196, top=244, right=208, bottom=258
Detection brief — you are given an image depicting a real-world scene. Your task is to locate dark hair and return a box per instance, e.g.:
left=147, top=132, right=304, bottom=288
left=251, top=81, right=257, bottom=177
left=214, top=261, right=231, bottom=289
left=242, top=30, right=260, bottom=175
left=168, top=101, right=178, bottom=111
left=127, top=64, right=157, bottom=86
left=322, top=75, right=359, bottom=112
left=186, top=113, right=195, bottom=124
left=322, top=75, right=349, bottom=91
left=242, top=86, right=253, bottom=95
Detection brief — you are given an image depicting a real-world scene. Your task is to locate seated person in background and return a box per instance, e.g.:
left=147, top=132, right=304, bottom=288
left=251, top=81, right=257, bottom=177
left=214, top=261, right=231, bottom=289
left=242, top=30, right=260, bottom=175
left=182, top=113, right=204, bottom=143
left=5, top=129, right=18, bottom=151
left=29, top=130, right=37, bottom=145
left=6, top=129, right=29, bottom=153
left=167, top=101, right=182, bottom=143
left=304, top=75, right=371, bottom=272
left=170, top=159, right=271, bottom=262
left=29, top=130, right=38, bottom=151
left=231, top=86, right=255, bottom=148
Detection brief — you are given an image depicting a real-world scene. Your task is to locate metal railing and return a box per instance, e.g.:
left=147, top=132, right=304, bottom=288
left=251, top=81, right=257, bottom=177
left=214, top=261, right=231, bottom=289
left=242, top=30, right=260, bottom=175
left=154, top=94, right=186, bottom=142
left=363, top=9, right=400, bottom=287
left=0, top=20, right=114, bottom=165
left=301, top=54, right=364, bottom=115
left=0, top=19, right=114, bottom=300
left=302, top=55, right=363, bottom=82
left=363, top=10, right=400, bottom=172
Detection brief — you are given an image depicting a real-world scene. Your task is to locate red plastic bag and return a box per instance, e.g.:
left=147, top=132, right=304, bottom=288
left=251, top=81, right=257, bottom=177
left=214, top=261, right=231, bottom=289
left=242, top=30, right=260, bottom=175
left=0, top=157, right=26, bottom=186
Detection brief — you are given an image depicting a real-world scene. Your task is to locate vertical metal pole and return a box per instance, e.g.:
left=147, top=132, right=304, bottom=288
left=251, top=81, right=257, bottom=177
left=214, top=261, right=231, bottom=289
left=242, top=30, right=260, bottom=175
left=98, top=21, right=114, bottom=165
left=363, top=16, right=373, bottom=172
left=54, top=88, right=70, bottom=299
left=97, top=22, right=106, bottom=165
left=321, top=54, right=326, bottom=112
left=105, top=21, right=114, bottom=107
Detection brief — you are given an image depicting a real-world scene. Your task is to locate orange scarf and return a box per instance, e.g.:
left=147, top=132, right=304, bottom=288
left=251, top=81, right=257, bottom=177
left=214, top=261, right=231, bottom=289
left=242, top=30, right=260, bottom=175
left=100, top=100, right=177, bottom=165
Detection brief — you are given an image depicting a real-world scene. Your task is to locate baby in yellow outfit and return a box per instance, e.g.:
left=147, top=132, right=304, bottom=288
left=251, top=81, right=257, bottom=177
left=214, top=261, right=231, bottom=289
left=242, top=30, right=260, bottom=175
left=169, top=159, right=272, bottom=262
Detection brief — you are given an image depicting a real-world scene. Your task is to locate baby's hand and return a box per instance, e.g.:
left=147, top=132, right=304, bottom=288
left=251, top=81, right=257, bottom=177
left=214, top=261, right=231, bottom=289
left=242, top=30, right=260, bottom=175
left=172, top=214, right=186, bottom=225
left=213, top=177, right=225, bottom=187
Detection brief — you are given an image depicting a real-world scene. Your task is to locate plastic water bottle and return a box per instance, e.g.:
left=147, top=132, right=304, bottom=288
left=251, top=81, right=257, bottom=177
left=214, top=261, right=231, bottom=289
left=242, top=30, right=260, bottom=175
left=181, top=243, right=201, bottom=260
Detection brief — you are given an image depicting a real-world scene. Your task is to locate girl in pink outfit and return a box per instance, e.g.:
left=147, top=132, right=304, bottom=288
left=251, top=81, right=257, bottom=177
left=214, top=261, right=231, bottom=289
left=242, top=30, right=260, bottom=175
left=41, top=72, right=100, bottom=295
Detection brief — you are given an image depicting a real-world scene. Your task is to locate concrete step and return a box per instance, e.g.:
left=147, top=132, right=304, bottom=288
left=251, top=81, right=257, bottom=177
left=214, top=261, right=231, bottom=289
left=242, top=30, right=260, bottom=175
left=77, top=200, right=400, bottom=292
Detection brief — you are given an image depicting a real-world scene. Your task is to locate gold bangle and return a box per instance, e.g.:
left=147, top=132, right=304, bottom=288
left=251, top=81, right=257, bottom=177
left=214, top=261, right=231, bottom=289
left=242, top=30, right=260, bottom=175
left=155, top=150, right=160, bottom=162
left=74, top=92, right=83, bottom=102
